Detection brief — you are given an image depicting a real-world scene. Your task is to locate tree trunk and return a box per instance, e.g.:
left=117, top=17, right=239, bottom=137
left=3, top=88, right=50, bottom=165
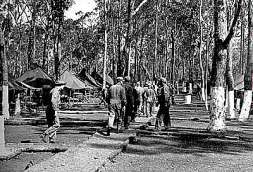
left=124, top=0, right=132, bottom=77
left=199, top=0, right=205, bottom=101
left=0, top=28, right=7, bottom=151
left=205, top=39, right=209, bottom=110
left=239, top=0, right=253, bottom=121
left=209, top=0, right=242, bottom=130
left=226, top=39, right=235, bottom=119
left=103, top=0, right=108, bottom=89
left=42, top=31, right=49, bottom=70
left=27, top=2, right=36, bottom=70
left=240, top=2, right=245, bottom=74
left=171, top=29, right=175, bottom=83
left=153, top=0, right=159, bottom=80
left=208, top=0, right=228, bottom=131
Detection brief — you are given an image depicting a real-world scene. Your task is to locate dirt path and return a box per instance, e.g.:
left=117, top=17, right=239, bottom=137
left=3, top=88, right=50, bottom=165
left=100, top=135, right=253, bottom=172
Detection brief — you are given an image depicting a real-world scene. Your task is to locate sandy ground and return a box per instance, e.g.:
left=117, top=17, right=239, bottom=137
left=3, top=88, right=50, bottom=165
left=100, top=132, right=253, bottom=172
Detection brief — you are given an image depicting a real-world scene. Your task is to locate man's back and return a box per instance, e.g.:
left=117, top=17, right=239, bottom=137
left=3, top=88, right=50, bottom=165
left=135, top=86, right=144, bottom=101
left=124, top=83, right=134, bottom=106
left=108, top=83, right=126, bottom=105
left=157, top=84, right=171, bottom=107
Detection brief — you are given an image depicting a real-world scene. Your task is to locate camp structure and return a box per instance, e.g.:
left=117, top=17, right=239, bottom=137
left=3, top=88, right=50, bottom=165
left=79, top=68, right=101, bottom=88
left=16, top=67, right=54, bottom=88
left=91, top=71, right=114, bottom=86
left=60, top=70, right=93, bottom=90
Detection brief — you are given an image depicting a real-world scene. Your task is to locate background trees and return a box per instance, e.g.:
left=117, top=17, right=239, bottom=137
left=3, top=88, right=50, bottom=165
left=0, top=0, right=252, bottom=130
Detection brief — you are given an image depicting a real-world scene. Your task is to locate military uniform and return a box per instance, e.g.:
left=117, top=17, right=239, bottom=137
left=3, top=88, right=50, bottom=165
left=41, top=81, right=65, bottom=143
left=123, top=79, right=134, bottom=128
left=106, top=79, right=126, bottom=133
left=156, top=79, right=171, bottom=130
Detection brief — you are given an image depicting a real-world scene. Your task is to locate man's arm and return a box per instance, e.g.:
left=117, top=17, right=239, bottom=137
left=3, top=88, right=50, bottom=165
left=121, top=87, right=127, bottom=106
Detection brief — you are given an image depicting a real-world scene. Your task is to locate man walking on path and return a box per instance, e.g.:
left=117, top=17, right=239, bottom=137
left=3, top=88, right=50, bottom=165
left=156, top=77, right=172, bottom=131
left=106, top=77, right=126, bottom=136
left=135, top=82, right=144, bottom=115
left=41, top=81, right=65, bottom=143
left=147, top=83, right=156, bottom=117
left=123, top=76, right=134, bottom=129
left=143, top=82, right=149, bottom=117
left=132, top=84, right=139, bottom=122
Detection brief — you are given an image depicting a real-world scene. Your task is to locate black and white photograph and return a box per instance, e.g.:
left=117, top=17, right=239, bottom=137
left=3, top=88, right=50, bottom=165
left=0, top=0, right=252, bottom=171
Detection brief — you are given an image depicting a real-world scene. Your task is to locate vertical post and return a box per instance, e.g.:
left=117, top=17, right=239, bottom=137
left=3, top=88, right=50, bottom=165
left=103, top=0, right=108, bottom=90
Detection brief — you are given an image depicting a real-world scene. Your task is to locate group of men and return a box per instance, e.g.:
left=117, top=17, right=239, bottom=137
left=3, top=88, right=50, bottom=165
left=39, top=76, right=173, bottom=142
left=105, top=76, right=173, bottom=136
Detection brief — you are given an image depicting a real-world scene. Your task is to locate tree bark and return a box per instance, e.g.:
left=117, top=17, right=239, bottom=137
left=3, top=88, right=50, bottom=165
left=27, top=1, right=36, bottom=70
left=239, top=0, right=253, bottom=121
left=199, top=0, right=205, bottom=101
left=0, top=28, right=7, bottom=151
left=153, top=0, right=159, bottom=80
left=103, top=0, right=108, bottom=89
left=208, top=0, right=228, bottom=131
left=171, top=28, right=175, bottom=83
left=209, top=0, right=242, bottom=131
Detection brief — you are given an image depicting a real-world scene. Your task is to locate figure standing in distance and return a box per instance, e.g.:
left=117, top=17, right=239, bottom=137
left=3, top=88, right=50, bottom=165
left=132, top=83, right=139, bottom=122
left=41, top=80, right=66, bottom=143
left=147, top=82, right=156, bottom=117
left=156, top=77, right=172, bottom=131
left=142, top=82, right=149, bottom=117
left=106, top=77, right=126, bottom=136
left=123, top=76, right=134, bottom=129
left=135, top=81, right=144, bottom=115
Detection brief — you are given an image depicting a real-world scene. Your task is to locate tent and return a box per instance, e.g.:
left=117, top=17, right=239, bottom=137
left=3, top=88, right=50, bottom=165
left=79, top=69, right=100, bottom=87
left=60, top=71, right=93, bottom=90
left=16, top=67, right=54, bottom=88
left=91, top=71, right=114, bottom=86
left=0, top=80, right=25, bottom=91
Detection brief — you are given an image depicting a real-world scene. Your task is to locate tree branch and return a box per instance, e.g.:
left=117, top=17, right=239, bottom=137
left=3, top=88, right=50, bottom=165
left=223, top=0, right=242, bottom=46
left=131, top=0, right=149, bottom=17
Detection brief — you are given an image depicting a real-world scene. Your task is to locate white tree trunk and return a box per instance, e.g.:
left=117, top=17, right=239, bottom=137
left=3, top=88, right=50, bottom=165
left=205, top=86, right=209, bottom=110
left=2, top=85, right=9, bottom=119
left=228, top=90, right=235, bottom=119
left=239, top=90, right=252, bottom=121
left=0, top=115, right=4, bottom=152
left=185, top=95, right=191, bottom=104
left=236, top=98, right=241, bottom=112
left=201, top=87, right=206, bottom=101
left=15, top=93, right=21, bottom=116
left=208, top=87, right=226, bottom=131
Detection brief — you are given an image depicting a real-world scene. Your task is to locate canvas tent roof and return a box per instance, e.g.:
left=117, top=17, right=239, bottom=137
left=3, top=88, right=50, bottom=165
left=16, top=67, right=54, bottom=88
left=16, top=81, right=41, bottom=90
left=0, top=80, right=25, bottom=91
left=91, top=71, right=114, bottom=86
left=60, top=71, right=92, bottom=90
left=79, top=69, right=101, bottom=87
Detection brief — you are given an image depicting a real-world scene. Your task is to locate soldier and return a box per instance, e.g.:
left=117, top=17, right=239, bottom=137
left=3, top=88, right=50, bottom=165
left=123, top=76, right=134, bottom=129
left=156, top=77, right=172, bottom=131
left=147, top=82, right=156, bottom=117
left=135, top=81, right=144, bottom=115
left=41, top=80, right=66, bottom=143
left=106, top=77, right=126, bottom=136
left=142, top=82, right=149, bottom=117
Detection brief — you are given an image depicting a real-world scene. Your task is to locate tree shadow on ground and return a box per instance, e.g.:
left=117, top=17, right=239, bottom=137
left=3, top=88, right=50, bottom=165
left=123, top=134, right=253, bottom=156
left=89, top=126, right=253, bottom=156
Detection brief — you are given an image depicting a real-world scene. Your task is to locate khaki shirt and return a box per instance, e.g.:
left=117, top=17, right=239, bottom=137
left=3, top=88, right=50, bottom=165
left=50, top=87, right=61, bottom=111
